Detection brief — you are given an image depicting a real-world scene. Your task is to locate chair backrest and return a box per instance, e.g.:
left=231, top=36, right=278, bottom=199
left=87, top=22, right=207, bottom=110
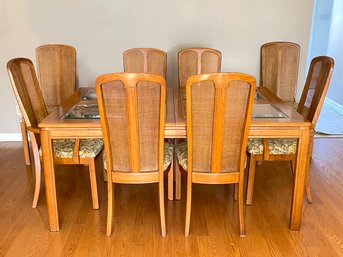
left=261, top=42, right=300, bottom=102
left=297, top=56, right=334, bottom=125
left=186, top=73, right=255, bottom=173
left=7, top=58, right=48, bottom=143
left=123, top=48, right=167, bottom=79
left=96, top=73, right=166, bottom=173
left=178, top=48, right=222, bottom=98
left=36, top=44, right=76, bottom=109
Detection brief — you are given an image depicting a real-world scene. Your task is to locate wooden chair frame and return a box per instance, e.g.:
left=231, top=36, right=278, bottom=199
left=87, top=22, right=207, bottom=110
left=20, top=44, right=77, bottom=166
left=96, top=73, right=168, bottom=236
left=7, top=58, right=100, bottom=209
left=183, top=72, right=256, bottom=236
left=246, top=56, right=335, bottom=205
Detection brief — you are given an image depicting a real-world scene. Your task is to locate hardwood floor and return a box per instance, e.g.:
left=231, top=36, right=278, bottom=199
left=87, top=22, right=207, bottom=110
left=1, top=139, right=343, bottom=256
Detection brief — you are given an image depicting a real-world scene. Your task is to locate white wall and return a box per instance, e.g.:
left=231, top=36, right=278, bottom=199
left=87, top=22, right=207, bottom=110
left=326, top=0, right=343, bottom=105
left=0, top=0, right=313, bottom=133
left=308, top=0, right=333, bottom=59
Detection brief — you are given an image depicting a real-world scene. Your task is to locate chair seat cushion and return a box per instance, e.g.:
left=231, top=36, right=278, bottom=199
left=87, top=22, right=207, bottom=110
left=40, top=139, right=103, bottom=158
left=247, top=138, right=297, bottom=155
left=175, top=141, right=248, bottom=171
left=103, top=142, right=174, bottom=171
left=175, top=142, right=188, bottom=171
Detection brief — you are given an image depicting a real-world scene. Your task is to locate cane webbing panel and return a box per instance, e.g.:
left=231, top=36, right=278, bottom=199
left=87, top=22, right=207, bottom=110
left=261, top=42, right=300, bottom=102
left=124, top=48, right=166, bottom=78
left=100, top=79, right=162, bottom=172
left=221, top=81, right=250, bottom=172
left=36, top=45, right=76, bottom=108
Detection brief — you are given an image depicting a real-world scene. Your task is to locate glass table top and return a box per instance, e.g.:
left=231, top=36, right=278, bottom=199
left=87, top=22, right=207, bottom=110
left=252, top=104, right=288, bottom=118
left=63, top=104, right=100, bottom=119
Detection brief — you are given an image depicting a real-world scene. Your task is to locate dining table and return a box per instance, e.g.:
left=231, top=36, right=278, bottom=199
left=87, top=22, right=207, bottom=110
left=39, top=86, right=311, bottom=232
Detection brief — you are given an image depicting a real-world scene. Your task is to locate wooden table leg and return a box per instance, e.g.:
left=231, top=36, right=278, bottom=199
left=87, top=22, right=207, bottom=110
left=41, top=130, right=60, bottom=231
left=20, top=119, right=31, bottom=165
left=290, top=127, right=310, bottom=230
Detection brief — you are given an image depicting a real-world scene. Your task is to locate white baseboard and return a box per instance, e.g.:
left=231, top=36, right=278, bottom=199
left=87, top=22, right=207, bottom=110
left=325, top=98, right=343, bottom=115
left=0, top=133, right=22, bottom=142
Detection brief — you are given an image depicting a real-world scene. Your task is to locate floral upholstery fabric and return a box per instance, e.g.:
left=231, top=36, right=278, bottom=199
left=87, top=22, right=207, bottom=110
left=247, top=138, right=297, bottom=155
left=175, top=142, right=188, bottom=171
left=103, top=142, right=174, bottom=171
left=175, top=142, right=247, bottom=171
left=40, top=139, right=103, bottom=158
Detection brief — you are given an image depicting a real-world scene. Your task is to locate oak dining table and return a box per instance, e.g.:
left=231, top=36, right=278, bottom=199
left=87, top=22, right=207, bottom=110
left=39, top=86, right=311, bottom=232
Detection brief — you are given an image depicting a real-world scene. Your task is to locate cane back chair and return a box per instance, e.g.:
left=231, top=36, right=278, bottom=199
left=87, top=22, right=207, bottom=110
left=19, top=44, right=77, bottom=166
left=261, top=42, right=300, bottom=102
left=246, top=56, right=335, bottom=205
left=175, top=73, right=256, bottom=236
left=123, top=48, right=167, bottom=79
left=178, top=47, right=222, bottom=106
left=7, top=58, right=103, bottom=208
left=96, top=73, right=173, bottom=236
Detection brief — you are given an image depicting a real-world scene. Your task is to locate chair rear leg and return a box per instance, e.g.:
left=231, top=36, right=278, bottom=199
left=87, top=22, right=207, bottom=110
left=185, top=174, right=192, bottom=236
left=238, top=181, right=245, bottom=237
left=159, top=174, right=166, bottom=236
left=106, top=181, right=114, bottom=236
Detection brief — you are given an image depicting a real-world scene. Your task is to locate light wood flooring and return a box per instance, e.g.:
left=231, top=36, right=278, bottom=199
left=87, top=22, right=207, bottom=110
left=1, top=138, right=343, bottom=257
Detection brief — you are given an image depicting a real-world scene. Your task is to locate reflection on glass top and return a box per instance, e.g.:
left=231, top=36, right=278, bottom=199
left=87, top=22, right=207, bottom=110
left=252, top=104, right=287, bottom=118
left=63, top=104, right=100, bottom=119
left=81, top=89, right=97, bottom=100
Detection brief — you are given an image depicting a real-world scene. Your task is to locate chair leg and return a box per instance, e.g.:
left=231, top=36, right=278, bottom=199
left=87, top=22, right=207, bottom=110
left=106, top=180, right=114, bottom=236
left=175, top=157, right=182, bottom=200
left=238, top=181, right=245, bottom=237
left=246, top=155, right=257, bottom=205
left=31, top=149, right=41, bottom=208
left=234, top=184, right=238, bottom=201
left=101, top=153, right=107, bottom=182
left=159, top=173, right=166, bottom=236
left=20, top=120, right=31, bottom=165
left=88, top=159, right=99, bottom=209
left=168, top=160, right=174, bottom=200
left=305, top=173, right=313, bottom=204
left=291, top=158, right=313, bottom=203
left=185, top=172, right=192, bottom=236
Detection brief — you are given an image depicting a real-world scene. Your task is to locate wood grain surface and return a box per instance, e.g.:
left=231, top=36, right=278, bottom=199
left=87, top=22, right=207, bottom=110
left=1, top=138, right=343, bottom=256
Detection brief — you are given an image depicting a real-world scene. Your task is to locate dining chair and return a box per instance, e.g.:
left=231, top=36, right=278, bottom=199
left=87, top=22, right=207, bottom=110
left=246, top=56, right=335, bottom=205
left=36, top=44, right=77, bottom=110
left=175, top=72, right=256, bottom=236
left=19, top=44, right=77, bottom=166
left=175, top=47, right=222, bottom=199
left=96, top=73, right=173, bottom=236
left=123, top=48, right=167, bottom=78
left=178, top=47, right=222, bottom=102
left=7, top=58, right=103, bottom=209
left=261, top=42, right=300, bottom=102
